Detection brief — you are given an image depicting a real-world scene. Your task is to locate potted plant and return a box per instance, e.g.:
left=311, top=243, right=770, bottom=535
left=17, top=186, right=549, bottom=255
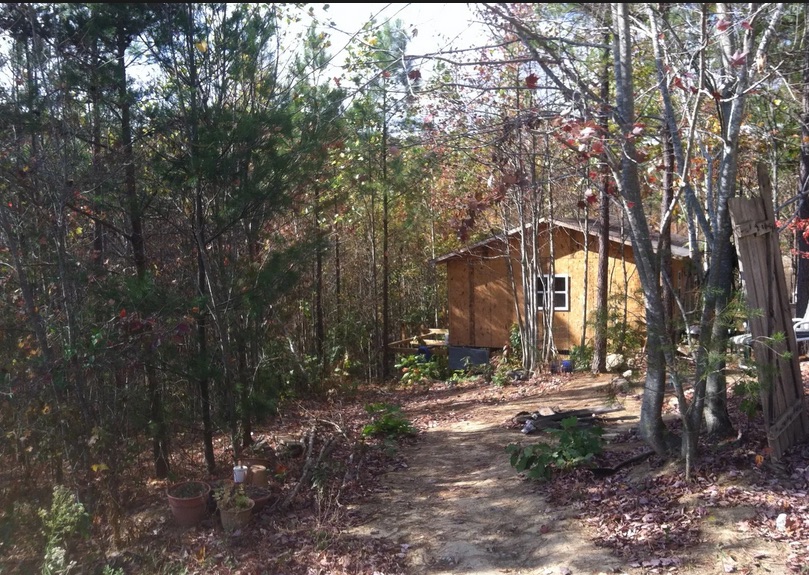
left=214, top=482, right=254, bottom=532
left=237, top=441, right=276, bottom=471
left=166, top=480, right=211, bottom=527
left=243, top=484, right=273, bottom=513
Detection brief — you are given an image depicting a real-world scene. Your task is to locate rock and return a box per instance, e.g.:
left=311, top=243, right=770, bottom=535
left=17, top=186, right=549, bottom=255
left=521, top=420, right=537, bottom=434
left=612, top=377, right=632, bottom=394
left=606, top=353, right=625, bottom=372
left=508, top=369, right=528, bottom=381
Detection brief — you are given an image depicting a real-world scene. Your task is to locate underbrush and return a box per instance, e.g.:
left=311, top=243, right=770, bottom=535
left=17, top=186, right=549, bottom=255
left=0, top=383, right=412, bottom=575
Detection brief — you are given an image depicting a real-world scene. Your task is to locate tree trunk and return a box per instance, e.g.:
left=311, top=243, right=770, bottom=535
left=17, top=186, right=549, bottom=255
left=796, top=3, right=809, bottom=319
left=314, top=187, right=325, bottom=378
left=591, top=31, right=611, bottom=373
left=91, top=40, right=104, bottom=270
left=691, top=154, right=736, bottom=438
left=613, top=2, right=672, bottom=454
left=382, top=86, right=391, bottom=380
left=692, top=0, right=753, bottom=441
left=184, top=5, right=216, bottom=474
left=117, top=28, right=169, bottom=479
left=660, top=125, right=674, bottom=342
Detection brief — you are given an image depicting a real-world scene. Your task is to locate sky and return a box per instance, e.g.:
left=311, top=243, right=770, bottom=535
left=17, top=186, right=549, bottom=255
left=282, top=3, right=490, bottom=76
left=317, top=3, right=485, bottom=57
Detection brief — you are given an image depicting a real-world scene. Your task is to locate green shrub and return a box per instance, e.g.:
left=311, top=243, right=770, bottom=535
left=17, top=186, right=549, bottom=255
left=491, top=363, right=512, bottom=387
left=394, top=354, right=447, bottom=386
left=38, top=485, right=89, bottom=575
left=505, top=417, right=603, bottom=481
left=448, top=369, right=474, bottom=385
left=508, top=324, right=523, bottom=363
left=361, top=403, right=416, bottom=440
left=732, top=374, right=761, bottom=419
left=569, top=344, right=593, bottom=371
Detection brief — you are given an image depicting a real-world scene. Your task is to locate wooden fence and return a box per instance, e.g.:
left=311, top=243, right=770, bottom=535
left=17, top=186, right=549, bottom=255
left=728, top=164, right=809, bottom=459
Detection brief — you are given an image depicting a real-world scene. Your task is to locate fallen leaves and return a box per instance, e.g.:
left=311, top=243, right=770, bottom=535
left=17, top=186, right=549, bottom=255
left=15, top=373, right=809, bottom=575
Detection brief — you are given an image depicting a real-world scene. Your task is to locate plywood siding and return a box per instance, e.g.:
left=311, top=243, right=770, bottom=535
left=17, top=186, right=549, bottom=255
left=446, top=245, right=517, bottom=347
left=474, top=246, right=516, bottom=348
left=442, top=223, right=692, bottom=351
left=446, top=259, right=471, bottom=346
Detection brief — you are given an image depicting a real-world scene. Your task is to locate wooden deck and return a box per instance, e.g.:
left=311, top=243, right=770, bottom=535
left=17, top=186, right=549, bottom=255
left=388, top=328, right=449, bottom=355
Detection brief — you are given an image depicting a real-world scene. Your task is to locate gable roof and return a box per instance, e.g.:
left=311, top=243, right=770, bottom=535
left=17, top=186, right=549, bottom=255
left=432, top=217, right=691, bottom=264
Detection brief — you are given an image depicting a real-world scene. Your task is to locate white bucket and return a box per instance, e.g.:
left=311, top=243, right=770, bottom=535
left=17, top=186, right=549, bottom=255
left=233, top=465, right=248, bottom=483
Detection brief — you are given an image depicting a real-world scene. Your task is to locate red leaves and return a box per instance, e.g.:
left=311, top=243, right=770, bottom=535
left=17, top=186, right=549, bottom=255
left=525, top=73, right=538, bottom=89
left=716, top=18, right=731, bottom=32
left=729, top=50, right=748, bottom=67
left=408, top=69, right=421, bottom=81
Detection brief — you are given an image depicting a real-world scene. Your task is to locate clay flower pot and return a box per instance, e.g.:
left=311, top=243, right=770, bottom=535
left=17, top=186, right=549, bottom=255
left=239, top=457, right=274, bottom=483
left=240, top=456, right=273, bottom=469
left=166, top=480, right=211, bottom=527
left=219, top=499, right=255, bottom=532
left=243, top=484, right=273, bottom=513
left=248, top=464, right=269, bottom=486
left=215, top=483, right=255, bottom=532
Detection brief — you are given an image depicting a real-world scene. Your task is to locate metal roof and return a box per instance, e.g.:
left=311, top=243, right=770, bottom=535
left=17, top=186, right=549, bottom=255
left=432, top=217, right=692, bottom=263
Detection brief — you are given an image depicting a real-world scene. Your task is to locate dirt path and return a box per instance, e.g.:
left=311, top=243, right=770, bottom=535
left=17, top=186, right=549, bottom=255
left=349, top=375, right=632, bottom=575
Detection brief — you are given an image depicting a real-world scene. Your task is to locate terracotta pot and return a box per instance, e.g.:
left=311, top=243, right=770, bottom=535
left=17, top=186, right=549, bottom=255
left=249, top=465, right=269, bottom=486
left=243, top=484, right=273, bottom=513
left=219, top=499, right=255, bottom=532
left=166, top=481, right=211, bottom=527
left=240, top=456, right=273, bottom=470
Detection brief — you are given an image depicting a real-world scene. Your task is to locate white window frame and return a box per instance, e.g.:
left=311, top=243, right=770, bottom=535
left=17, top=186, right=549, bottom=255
left=538, top=274, right=570, bottom=311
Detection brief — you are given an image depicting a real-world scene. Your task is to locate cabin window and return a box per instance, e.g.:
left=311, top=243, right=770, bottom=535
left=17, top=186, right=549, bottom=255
left=538, top=274, right=570, bottom=311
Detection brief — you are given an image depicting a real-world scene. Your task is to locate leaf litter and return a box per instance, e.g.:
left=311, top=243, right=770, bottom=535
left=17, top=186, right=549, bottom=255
left=3, top=367, right=809, bottom=575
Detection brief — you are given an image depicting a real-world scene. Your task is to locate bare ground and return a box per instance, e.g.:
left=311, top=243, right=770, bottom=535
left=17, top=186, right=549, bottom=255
left=3, top=368, right=808, bottom=575
left=348, top=372, right=805, bottom=575
left=350, top=374, right=627, bottom=574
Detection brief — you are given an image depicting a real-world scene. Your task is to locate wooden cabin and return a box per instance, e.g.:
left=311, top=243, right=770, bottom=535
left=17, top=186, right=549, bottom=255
left=433, top=218, right=695, bottom=354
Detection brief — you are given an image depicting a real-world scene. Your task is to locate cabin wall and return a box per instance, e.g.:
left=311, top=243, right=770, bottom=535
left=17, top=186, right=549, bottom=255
left=444, top=224, right=695, bottom=353
left=537, top=226, right=645, bottom=352
left=446, top=245, right=516, bottom=348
